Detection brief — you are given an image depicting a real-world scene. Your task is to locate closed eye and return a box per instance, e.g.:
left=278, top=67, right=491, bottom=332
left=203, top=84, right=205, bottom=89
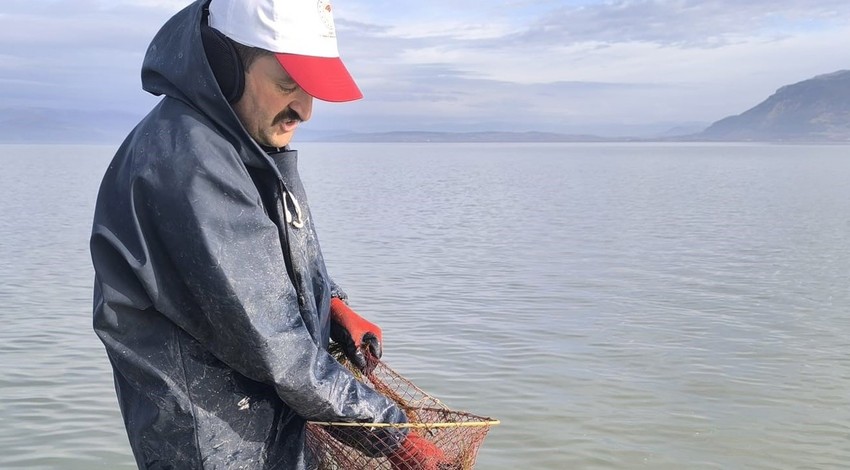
left=278, top=83, right=298, bottom=95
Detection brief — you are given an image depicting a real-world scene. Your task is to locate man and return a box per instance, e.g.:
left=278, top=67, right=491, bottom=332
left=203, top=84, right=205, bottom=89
left=90, top=0, right=443, bottom=468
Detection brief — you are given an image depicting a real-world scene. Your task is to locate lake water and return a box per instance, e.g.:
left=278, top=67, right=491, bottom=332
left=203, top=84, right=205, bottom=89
left=1, top=142, right=849, bottom=469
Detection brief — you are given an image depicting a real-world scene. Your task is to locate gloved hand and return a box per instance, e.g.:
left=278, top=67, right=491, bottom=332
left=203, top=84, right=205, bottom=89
left=329, top=297, right=382, bottom=371
left=388, top=433, right=447, bottom=470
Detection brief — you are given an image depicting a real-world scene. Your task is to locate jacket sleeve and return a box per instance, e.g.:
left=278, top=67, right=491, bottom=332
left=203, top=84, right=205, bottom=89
left=135, top=143, right=404, bottom=425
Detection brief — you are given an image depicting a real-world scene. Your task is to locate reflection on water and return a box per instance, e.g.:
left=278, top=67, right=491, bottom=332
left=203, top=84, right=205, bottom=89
left=1, top=143, right=850, bottom=469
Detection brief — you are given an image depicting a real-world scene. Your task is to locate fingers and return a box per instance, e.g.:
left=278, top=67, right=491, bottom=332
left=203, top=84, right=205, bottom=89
left=350, top=334, right=381, bottom=374
left=348, top=344, right=367, bottom=371
left=363, top=332, right=382, bottom=359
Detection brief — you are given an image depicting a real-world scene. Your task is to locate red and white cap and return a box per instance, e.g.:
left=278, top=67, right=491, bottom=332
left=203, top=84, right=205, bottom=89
left=209, top=0, right=362, bottom=102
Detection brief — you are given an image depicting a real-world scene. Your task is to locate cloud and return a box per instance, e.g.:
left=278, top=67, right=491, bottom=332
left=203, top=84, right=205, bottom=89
left=0, top=1, right=182, bottom=114
left=3, top=0, right=850, bottom=139
left=323, top=0, right=850, bottom=133
left=520, top=0, right=850, bottom=46
left=340, top=0, right=850, bottom=83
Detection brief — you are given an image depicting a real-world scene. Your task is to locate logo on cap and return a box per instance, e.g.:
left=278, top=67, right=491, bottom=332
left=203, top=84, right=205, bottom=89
left=317, top=0, right=336, bottom=38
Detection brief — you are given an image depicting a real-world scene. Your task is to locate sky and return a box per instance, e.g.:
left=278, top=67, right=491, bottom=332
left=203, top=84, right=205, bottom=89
left=2, top=0, right=850, bottom=138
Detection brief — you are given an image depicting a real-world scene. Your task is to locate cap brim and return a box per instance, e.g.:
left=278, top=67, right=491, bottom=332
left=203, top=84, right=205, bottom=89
left=275, top=53, right=362, bottom=103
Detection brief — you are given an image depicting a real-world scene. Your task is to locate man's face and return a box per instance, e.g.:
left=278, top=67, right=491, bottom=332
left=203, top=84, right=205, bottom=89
left=232, top=55, right=314, bottom=148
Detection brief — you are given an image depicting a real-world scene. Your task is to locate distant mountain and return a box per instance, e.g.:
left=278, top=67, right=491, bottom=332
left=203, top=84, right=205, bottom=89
left=9, top=72, right=850, bottom=145
left=697, top=70, right=850, bottom=142
left=654, top=122, right=710, bottom=138
left=316, top=131, right=623, bottom=143
left=0, top=107, right=141, bottom=144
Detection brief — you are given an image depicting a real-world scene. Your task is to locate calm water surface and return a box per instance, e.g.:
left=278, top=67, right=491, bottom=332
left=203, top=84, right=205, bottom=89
left=1, top=143, right=849, bottom=469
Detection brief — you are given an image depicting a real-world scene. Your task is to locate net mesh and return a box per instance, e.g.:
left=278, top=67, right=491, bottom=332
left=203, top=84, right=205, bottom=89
left=306, top=350, right=498, bottom=469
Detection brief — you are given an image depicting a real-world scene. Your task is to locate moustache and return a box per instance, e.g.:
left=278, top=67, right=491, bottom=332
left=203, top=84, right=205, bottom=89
left=273, top=108, right=302, bottom=126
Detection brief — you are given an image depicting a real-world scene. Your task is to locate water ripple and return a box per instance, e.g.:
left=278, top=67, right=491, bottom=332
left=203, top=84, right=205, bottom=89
left=4, top=143, right=850, bottom=468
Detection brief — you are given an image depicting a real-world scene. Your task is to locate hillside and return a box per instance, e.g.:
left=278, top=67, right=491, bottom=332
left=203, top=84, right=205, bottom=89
left=698, top=70, right=850, bottom=142
left=315, top=131, right=618, bottom=143
left=5, top=71, right=850, bottom=144
left=0, top=108, right=141, bottom=144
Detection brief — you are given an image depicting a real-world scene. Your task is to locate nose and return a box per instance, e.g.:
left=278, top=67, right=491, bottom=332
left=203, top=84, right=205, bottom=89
left=293, top=88, right=313, bottom=122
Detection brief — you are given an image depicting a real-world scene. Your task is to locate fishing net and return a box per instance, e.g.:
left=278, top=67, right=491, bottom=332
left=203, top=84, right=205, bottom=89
left=306, top=349, right=499, bottom=469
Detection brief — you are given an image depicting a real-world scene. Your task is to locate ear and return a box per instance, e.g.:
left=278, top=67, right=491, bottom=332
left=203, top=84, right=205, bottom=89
left=200, top=25, right=245, bottom=103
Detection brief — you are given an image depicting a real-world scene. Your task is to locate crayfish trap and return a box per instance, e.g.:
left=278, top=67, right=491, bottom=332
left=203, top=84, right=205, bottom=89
left=306, top=349, right=499, bottom=469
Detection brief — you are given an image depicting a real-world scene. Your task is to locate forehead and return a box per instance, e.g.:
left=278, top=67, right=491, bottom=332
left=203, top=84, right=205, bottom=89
left=251, top=55, right=296, bottom=84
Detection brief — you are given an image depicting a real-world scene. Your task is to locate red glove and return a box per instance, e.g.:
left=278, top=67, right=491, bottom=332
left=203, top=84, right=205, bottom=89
left=388, top=433, right=446, bottom=470
left=329, top=297, right=382, bottom=371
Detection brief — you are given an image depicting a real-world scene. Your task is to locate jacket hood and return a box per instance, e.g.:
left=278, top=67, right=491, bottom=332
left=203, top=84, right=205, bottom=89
left=141, top=0, right=272, bottom=170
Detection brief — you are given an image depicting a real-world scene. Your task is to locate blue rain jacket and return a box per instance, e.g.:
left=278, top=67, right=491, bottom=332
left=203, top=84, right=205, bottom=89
left=90, top=1, right=405, bottom=468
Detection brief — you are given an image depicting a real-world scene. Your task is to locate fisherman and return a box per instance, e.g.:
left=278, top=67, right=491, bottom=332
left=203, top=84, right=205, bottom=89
left=90, top=0, right=443, bottom=468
